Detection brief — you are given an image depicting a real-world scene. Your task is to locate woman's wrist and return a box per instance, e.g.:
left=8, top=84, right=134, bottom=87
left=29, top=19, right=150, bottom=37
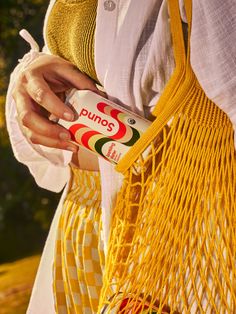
left=71, top=147, right=99, bottom=171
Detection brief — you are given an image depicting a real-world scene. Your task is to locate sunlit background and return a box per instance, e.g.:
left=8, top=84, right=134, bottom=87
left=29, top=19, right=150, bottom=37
left=0, top=1, right=61, bottom=313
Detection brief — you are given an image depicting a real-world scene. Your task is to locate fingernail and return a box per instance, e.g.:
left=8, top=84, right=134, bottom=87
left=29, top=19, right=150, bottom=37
left=67, top=146, right=78, bottom=153
left=59, top=132, right=71, bottom=140
left=64, top=112, right=74, bottom=121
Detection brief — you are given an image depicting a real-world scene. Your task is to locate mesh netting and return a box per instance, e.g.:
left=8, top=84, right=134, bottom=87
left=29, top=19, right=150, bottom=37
left=100, top=86, right=236, bottom=313
left=98, top=0, right=236, bottom=312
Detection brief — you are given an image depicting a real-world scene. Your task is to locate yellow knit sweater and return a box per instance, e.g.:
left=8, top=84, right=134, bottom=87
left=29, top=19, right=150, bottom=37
left=46, top=0, right=98, bottom=82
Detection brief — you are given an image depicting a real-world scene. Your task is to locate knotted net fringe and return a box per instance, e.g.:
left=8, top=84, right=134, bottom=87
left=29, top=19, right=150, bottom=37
left=98, top=83, right=236, bottom=313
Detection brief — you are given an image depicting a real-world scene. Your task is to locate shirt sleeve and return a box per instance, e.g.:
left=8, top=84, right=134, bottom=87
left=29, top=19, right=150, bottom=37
left=190, top=0, right=236, bottom=148
left=5, top=37, right=72, bottom=192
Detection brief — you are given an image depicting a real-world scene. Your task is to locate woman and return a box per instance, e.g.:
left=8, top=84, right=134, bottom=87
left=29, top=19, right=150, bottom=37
left=6, top=0, right=236, bottom=313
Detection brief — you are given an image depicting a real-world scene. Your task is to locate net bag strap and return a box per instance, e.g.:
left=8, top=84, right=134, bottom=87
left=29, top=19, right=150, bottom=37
left=115, top=0, right=195, bottom=174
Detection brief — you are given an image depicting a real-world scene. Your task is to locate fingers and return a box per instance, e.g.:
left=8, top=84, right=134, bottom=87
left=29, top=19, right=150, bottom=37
left=12, top=53, right=106, bottom=153
left=14, top=90, right=78, bottom=152
left=25, top=76, right=75, bottom=121
left=24, top=131, right=78, bottom=152
left=27, top=54, right=102, bottom=95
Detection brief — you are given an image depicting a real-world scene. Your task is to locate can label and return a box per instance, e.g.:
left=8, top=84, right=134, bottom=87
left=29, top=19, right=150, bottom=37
left=59, top=90, right=151, bottom=164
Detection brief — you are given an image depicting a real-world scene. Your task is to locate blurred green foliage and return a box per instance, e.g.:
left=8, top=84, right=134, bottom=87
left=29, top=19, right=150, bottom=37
left=0, top=0, right=61, bottom=263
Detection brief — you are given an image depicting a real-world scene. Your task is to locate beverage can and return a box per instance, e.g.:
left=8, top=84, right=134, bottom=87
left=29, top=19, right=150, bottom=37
left=59, top=90, right=151, bottom=164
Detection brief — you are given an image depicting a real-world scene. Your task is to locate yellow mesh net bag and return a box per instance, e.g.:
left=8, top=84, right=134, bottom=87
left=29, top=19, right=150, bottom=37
left=98, top=0, right=236, bottom=312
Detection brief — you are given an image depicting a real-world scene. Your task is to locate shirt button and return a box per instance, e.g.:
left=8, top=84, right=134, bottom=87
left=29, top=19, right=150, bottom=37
left=104, top=0, right=116, bottom=11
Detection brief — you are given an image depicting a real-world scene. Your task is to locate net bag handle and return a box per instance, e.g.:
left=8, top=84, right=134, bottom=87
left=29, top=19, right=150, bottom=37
left=116, top=0, right=194, bottom=174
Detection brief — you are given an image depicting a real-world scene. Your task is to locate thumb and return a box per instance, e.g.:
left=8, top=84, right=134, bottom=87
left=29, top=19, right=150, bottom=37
left=58, top=64, right=104, bottom=95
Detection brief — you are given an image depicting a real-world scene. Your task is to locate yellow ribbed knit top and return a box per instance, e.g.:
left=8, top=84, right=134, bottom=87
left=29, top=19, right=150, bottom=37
left=46, top=0, right=98, bottom=82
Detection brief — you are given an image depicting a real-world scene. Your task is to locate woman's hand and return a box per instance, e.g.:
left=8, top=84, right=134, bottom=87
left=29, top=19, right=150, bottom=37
left=12, top=54, right=102, bottom=152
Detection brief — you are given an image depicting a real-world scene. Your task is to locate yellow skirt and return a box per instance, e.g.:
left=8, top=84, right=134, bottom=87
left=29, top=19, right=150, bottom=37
left=53, top=166, right=104, bottom=314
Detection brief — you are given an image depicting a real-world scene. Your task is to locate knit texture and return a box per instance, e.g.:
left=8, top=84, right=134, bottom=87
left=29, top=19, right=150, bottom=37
left=98, top=0, right=236, bottom=312
left=46, top=0, right=98, bottom=82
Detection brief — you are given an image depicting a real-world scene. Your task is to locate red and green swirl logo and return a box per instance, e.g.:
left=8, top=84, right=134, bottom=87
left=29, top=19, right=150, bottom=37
left=68, top=101, right=142, bottom=161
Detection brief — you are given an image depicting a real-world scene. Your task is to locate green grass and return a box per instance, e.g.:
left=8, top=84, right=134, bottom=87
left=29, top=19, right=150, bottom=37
left=0, top=255, right=40, bottom=314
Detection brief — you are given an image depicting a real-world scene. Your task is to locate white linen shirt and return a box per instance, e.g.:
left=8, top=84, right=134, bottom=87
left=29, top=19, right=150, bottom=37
left=5, top=0, right=236, bottom=313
